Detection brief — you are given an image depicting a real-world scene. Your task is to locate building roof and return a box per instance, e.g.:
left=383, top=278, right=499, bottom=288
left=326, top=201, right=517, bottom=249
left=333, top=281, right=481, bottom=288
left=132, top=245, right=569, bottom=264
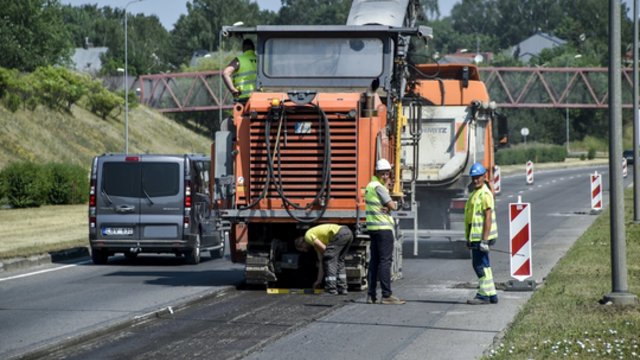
left=70, top=47, right=108, bottom=74
left=511, top=32, right=566, bottom=64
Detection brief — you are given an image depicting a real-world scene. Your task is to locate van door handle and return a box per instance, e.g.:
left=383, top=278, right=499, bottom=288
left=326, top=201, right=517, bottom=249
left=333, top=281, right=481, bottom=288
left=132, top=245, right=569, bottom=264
left=116, top=205, right=135, bottom=213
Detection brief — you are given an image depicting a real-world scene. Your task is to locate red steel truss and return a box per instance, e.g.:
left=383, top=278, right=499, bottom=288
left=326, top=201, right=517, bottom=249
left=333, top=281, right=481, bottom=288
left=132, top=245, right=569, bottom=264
left=138, top=70, right=233, bottom=113
left=138, top=68, right=639, bottom=112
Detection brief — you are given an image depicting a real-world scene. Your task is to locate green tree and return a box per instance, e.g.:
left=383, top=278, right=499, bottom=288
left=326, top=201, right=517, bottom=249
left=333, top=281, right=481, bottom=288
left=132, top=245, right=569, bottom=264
left=168, top=0, right=266, bottom=67
left=0, top=0, right=73, bottom=71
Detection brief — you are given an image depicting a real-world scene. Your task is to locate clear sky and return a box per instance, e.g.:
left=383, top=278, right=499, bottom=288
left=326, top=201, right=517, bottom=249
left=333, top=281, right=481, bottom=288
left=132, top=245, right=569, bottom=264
left=60, top=0, right=283, bottom=30
left=60, top=0, right=459, bottom=31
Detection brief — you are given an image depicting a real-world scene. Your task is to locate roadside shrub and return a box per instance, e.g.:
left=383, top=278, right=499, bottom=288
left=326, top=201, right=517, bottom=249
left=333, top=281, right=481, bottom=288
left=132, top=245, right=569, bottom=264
left=0, top=162, right=48, bottom=208
left=30, top=66, right=87, bottom=112
left=3, top=92, right=21, bottom=112
left=495, top=144, right=567, bottom=165
left=587, top=147, right=596, bottom=160
left=86, top=80, right=123, bottom=119
left=43, top=163, right=89, bottom=205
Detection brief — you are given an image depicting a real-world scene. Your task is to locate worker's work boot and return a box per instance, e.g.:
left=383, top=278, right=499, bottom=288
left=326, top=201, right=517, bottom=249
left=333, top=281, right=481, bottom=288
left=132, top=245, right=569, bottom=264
left=381, top=295, right=406, bottom=305
left=467, top=297, right=490, bottom=305
left=366, top=295, right=377, bottom=304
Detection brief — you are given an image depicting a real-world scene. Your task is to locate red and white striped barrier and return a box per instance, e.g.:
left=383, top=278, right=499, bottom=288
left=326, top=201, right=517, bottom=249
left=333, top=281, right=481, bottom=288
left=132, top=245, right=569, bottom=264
left=493, top=165, right=501, bottom=194
left=622, top=157, right=628, bottom=178
left=509, top=196, right=532, bottom=281
left=590, top=171, right=602, bottom=212
left=525, top=160, right=534, bottom=185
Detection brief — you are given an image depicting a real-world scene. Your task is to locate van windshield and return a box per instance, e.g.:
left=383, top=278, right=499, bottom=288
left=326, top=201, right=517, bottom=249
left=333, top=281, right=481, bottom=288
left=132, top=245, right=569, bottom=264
left=102, top=162, right=180, bottom=197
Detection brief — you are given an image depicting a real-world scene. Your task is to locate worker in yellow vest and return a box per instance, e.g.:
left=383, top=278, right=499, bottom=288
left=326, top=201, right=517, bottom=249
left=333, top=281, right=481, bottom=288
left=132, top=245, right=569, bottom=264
left=295, top=224, right=353, bottom=294
left=464, top=162, right=499, bottom=305
left=364, top=159, right=405, bottom=305
left=222, top=39, right=257, bottom=103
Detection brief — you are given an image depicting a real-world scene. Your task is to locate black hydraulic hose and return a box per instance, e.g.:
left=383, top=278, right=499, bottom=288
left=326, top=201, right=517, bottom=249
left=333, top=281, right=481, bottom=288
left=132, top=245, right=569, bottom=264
left=271, top=103, right=331, bottom=223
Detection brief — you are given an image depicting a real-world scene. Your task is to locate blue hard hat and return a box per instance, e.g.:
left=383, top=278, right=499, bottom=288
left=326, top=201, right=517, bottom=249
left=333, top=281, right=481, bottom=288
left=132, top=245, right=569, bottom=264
left=469, top=162, right=487, bottom=177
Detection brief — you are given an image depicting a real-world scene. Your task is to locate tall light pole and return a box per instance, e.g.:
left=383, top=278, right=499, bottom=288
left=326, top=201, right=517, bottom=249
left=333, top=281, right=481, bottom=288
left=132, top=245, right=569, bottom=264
left=634, top=0, right=640, bottom=223
left=124, top=0, right=144, bottom=154
left=565, top=54, right=581, bottom=155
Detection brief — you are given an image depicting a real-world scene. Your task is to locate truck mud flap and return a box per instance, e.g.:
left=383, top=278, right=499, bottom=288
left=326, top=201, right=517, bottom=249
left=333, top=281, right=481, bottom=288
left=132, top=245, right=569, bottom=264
left=401, top=230, right=471, bottom=259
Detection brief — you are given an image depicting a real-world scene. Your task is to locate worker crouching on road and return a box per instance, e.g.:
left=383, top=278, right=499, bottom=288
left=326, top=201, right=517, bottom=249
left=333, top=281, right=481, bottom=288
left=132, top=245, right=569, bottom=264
left=295, top=224, right=353, bottom=295
left=365, top=159, right=405, bottom=305
left=465, top=162, right=499, bottom=305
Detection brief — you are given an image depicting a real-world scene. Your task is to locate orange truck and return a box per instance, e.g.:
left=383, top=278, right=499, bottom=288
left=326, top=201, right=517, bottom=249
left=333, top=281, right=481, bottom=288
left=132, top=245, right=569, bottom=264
left=212, top=1, right=507, bottom=288
left=212, top=24, right=430, bottom=288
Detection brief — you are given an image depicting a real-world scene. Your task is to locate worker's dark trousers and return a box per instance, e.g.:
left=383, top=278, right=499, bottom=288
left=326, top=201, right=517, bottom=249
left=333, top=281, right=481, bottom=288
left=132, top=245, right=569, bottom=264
left=323, top=226, right=353, bottom=293
left=368, top=229, right=394, bottom=299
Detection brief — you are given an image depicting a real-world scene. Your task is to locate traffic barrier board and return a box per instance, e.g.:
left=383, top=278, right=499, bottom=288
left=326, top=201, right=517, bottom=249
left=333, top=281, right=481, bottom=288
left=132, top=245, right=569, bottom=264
left=622, top=157, right=628, bottom=178
left=590, top=171, right=602, bottom=212
left=525, top=160, right=534, bottom=185
left=509, top=197, right=532, bottom=281
left=493, top=165, right=501, bottom=194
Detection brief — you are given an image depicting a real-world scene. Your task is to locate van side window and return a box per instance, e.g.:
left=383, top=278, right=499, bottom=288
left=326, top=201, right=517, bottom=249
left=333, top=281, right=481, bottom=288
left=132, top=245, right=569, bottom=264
left=192, top=161, right=210, bottom=195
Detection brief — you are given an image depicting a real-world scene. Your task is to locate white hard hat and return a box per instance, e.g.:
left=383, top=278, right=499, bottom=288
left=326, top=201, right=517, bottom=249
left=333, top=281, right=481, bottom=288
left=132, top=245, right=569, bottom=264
left=376, top=158, right=392, bottom=171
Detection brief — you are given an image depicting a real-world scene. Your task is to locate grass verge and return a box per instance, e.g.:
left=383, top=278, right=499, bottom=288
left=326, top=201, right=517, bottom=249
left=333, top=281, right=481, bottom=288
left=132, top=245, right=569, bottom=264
left=0, top=204, right=87, bottom=259
left=485, top=187, right=640, bottom=359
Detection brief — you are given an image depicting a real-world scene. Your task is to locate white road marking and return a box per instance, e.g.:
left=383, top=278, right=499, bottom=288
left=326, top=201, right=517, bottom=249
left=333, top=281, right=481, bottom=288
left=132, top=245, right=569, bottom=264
left=0, top=259, right=91, bottom=282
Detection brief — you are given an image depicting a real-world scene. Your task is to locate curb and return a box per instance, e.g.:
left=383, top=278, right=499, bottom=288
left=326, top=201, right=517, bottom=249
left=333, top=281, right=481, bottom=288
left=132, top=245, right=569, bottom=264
left=0, top=247, right=89, bottom=273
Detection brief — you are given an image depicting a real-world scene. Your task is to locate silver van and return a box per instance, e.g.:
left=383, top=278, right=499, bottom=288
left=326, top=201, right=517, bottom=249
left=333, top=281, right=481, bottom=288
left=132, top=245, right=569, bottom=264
left=88, top=154, right=223, bottom=264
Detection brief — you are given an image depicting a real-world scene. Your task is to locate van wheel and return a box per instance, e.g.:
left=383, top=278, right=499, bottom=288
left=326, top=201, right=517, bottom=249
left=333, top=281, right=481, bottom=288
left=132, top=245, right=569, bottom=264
left=91, top=248, right=109, bottom=264
left=211, top=242, right=225, bottom=259
left=186, top=234, right=201, bottom=265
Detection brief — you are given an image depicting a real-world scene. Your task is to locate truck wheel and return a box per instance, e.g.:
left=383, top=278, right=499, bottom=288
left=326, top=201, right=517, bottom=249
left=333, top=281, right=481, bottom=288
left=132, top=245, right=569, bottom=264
left=91, top=248, right=109, bottom=264
left=186, top=234, right=201, bottom=265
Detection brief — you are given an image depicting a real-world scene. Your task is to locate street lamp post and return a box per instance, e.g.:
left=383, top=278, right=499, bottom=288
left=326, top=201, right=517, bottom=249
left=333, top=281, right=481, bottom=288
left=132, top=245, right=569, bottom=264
left=124, top=0, right=144, bottom=154
left=565, top=54, right=582, bottom=155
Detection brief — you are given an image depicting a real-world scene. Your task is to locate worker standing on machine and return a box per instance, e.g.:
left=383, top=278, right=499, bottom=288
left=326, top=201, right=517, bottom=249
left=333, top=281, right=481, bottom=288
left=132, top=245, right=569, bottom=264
left=222, top=39, right=256, bottom=103
left=365, top=159, right=405, bottom=305
left=465, top=162, right=499, bottom=305
left=295, top=224, right=353, bottom=295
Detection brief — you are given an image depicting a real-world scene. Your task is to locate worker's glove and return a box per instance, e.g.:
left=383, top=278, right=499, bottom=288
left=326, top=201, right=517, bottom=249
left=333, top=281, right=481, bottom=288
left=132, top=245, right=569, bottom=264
left=479, top=240, right=490, bottom=253
left=232, top=90, right=241, bottom=98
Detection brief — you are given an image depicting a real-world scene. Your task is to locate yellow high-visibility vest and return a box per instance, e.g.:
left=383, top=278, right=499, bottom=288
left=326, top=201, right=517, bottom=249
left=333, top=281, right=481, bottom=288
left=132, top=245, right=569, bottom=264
left=365, top=176, right=394, bottom=231
left=464, top=184, right=498, bottom=242
left=233, top=50, right=257, bottom=100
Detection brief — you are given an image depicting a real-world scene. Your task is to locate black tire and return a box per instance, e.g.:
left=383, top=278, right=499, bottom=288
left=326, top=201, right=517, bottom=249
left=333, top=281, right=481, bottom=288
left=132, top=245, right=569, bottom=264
left=91, top=248, right=109, bottom=264
left=186, top=234, right=201, bottom=265
left=211, top=241, right=225, bottom=259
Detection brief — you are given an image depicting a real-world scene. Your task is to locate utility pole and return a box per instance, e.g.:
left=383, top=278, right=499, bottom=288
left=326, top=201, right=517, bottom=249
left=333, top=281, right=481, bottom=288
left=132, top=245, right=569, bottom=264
left=634, top=0, right=640, bottom=223
left=602, top=0, right=638, bottom=306
left=124, top=0, right=144, bottom=154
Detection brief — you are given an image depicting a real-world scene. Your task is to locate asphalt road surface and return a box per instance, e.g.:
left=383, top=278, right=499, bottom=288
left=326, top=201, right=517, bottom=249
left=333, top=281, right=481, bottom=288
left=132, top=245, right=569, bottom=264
left=0, top=164, right=631, bottom=360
